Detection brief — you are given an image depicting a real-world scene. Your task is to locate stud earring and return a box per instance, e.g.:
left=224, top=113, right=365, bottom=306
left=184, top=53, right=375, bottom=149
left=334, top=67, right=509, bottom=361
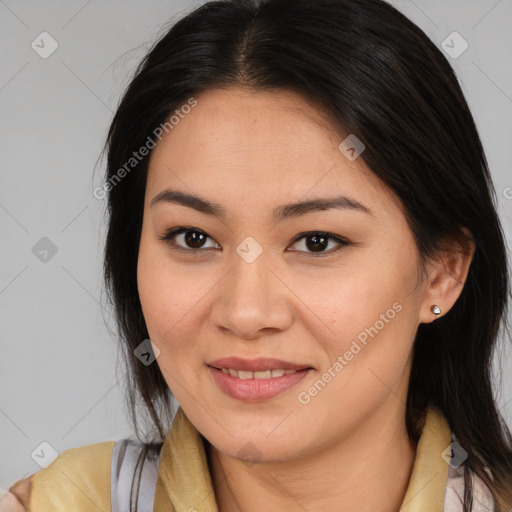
left=431, top=305, right=441, bottom=315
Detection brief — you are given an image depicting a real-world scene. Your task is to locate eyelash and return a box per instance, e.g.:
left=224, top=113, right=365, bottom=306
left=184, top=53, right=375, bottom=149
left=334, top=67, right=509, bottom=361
left=157, top=227, right=351, bottom=256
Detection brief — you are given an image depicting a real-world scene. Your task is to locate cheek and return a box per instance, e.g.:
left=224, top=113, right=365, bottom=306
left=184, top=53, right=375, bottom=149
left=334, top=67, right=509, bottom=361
left=293, top=282, right=415, bottom=424
left=136, top=240, right=216, bottom=379
left=298, top=261, right=411, bottom=341
left=137, top=237, right=192, bottom=337
left=295, top=248, right=419, bottom=389
left=137, top=251, right=200, bottom=392
left=137, top=243, right=170, bottom=338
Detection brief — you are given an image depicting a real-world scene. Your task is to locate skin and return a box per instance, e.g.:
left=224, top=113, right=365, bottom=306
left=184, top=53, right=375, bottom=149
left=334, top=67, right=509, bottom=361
left=1, top=478, right=31, bottom=512
left=137, top=86, right=475, bottom=512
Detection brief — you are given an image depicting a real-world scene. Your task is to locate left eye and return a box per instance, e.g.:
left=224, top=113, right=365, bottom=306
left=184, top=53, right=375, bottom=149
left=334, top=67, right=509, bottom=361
left=289, top=231, right=350, bottom=254
left=158, top=228, right=350, bottom=255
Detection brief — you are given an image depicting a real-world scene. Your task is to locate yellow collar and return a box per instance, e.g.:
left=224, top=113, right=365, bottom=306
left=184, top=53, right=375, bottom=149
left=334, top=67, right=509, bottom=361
left=154, top=406, right=451, bottom=511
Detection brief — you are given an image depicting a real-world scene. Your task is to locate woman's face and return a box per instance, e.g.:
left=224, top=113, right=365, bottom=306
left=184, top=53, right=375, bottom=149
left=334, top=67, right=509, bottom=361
left=137, top=86, right=433, bottom=462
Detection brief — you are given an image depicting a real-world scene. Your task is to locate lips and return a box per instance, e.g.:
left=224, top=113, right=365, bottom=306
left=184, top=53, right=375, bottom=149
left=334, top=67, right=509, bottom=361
left=207, top=363, right=313, bottom=401
left=207, top=356, right=312, bottom=372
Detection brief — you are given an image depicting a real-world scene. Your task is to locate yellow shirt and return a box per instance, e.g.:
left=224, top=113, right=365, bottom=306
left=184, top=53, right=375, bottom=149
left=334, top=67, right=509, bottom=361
left=14, top=405, right=476, bottom=511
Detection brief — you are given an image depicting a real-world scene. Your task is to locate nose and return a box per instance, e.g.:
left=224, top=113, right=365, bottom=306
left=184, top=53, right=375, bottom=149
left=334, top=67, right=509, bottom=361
left=209, top=249, right=293, bottom=340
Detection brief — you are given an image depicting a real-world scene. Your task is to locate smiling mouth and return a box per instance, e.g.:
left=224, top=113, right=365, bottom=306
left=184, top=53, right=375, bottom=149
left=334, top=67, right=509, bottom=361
left=207, top=364, right=313, bottom=401
left=209, top=367, right=310, bottom=379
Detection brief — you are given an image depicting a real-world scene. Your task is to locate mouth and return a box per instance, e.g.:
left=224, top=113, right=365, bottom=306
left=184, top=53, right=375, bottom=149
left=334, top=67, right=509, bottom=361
left=206, top=356, right=314, bottom=401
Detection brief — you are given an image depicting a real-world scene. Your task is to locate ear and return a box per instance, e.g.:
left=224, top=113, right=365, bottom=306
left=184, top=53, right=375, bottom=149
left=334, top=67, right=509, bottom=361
left=418, top=228, right=475, bottom=324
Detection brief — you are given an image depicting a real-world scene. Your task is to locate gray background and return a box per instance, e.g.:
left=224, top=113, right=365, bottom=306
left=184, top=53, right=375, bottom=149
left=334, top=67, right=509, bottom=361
left=1, top=0, right=511, bottom=491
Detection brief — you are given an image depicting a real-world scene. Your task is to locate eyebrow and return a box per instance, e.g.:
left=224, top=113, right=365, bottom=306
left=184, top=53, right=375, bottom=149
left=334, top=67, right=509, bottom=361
left=150, top=188, right=374, bottom=222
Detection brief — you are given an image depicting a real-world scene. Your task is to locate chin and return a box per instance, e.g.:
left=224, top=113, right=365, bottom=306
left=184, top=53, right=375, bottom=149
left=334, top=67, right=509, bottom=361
left=209, top=431, right=307, bottom=465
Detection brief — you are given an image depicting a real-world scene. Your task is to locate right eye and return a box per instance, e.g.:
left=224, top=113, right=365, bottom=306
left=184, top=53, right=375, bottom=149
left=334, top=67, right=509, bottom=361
left=157, top=227, right=220, bottom=253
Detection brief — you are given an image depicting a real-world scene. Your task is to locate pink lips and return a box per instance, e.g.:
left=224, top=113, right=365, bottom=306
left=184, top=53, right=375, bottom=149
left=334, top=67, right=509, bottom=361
left=207, top=356, right=313, bottom=401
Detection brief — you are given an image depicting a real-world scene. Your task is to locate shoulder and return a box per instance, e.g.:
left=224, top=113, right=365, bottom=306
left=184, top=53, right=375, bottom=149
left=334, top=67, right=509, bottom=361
left=13, top=440, right=115, bottom=511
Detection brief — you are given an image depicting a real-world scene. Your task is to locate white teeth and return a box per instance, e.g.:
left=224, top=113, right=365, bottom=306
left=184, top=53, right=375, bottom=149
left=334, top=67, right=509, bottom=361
left=254, top=370, right=272, bottom=379
left=219, top=368, right=300, bottom=379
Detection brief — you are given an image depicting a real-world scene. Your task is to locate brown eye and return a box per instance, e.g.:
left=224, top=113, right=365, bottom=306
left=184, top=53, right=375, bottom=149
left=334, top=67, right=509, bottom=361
left=158, top=227, right=219, bottom=252
left=288, top=232, right=350, bottom=255
left=182, top=230, right=207, bottom=249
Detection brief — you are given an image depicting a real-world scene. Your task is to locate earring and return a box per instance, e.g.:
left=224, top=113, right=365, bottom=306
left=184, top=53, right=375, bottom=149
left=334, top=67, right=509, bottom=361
left=431, top=305, right=441, bottom=315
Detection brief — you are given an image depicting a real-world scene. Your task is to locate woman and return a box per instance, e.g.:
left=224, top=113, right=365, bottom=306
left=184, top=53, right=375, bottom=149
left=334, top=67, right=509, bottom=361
left=4, top=0, right=512, bottom=510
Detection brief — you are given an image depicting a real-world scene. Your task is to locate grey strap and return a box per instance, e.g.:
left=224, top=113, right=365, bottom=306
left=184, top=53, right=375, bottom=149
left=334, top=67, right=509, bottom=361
left=111, top=439, right=162, bottom=512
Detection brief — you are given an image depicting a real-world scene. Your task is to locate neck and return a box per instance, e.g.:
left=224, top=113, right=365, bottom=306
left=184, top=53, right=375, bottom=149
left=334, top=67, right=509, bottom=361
left=206, top=400, right=418, bottom=512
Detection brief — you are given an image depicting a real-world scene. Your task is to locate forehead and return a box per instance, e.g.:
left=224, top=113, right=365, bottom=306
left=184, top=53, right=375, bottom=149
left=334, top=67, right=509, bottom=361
left=145, top=86, right=397, bottom=216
